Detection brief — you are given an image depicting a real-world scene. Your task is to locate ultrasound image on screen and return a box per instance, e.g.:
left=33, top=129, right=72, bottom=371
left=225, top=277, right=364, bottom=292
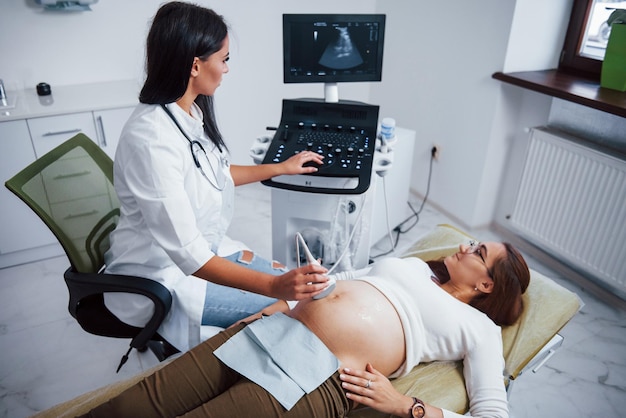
left=284, top=15, right=385, bottom=83
left=318, top=26, right=364, bottom=70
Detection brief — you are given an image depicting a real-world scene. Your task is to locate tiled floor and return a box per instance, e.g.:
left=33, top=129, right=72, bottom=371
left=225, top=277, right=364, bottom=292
left=1, top=183, right=625, bottom=417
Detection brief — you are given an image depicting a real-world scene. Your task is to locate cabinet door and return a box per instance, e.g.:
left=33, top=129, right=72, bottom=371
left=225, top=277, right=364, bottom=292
left=93, top=106, right=134, bottom=159
left=27, top=112, right=99, bottom=157
left=0, top=120, right=57, bottom=255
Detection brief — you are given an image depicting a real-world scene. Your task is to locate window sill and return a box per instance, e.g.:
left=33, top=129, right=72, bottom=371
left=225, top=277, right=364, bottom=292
left=492, top=69, right=626, bottom=119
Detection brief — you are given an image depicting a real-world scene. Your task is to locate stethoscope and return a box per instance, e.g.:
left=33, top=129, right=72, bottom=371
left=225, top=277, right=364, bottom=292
left=161, top=104, right=229, bottom=191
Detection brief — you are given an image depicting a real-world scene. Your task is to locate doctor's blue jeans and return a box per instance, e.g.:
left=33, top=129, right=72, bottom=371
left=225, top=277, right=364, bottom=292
left=201, top=251, right=287, bottom=328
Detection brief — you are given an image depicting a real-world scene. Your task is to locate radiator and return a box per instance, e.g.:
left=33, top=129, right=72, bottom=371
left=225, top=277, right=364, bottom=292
left=510, top=127, right=626, bottom=297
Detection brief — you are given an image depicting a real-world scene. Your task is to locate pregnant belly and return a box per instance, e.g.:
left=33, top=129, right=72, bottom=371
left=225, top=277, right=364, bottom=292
left=288, top=280, right=405, bottom=376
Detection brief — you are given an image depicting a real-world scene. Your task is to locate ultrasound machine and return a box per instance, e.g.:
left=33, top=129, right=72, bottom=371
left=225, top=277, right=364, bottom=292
left=250, top=13, right=414, bottom=273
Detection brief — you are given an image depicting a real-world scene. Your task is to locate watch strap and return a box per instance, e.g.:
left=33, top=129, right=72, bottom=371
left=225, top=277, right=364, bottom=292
left=410, top=397, right=426, bottom=418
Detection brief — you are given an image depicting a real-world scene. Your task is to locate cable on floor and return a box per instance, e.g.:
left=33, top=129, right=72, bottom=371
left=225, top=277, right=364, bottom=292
left=370, top=150, right=435, bottom=259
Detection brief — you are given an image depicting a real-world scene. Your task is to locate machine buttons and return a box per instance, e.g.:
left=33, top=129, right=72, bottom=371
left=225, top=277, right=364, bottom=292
left=261, top=99, right=379, bottom=195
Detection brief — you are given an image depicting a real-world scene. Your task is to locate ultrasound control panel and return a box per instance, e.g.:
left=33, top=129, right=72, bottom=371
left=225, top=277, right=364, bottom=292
left=261, top=99, right=379, bottom=194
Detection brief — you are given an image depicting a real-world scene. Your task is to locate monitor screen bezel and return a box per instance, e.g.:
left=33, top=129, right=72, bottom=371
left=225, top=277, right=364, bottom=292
left=283, top=13, right=386, bottom=84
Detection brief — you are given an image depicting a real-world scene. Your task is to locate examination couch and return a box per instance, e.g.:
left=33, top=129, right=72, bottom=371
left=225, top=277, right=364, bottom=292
left=32, top=224, right=581, bottom=417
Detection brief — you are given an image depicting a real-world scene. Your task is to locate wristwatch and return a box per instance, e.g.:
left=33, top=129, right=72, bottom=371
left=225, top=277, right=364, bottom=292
left=410, top=397, right=426, bottom=418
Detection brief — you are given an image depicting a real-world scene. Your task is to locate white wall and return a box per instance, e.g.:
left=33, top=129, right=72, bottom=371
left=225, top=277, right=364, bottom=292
left=0, top=1, right=149, bottom=88
left=477, top=0, right=573, bottom=229
left=0, top=0, right=377, bottom=166
left=491, top=0, right=626, bottom=234
left=0, top=0, right=588, bottom=229
left=371, top=0, right=518, bottom=228
left=504, top=0, right=572, bottom=73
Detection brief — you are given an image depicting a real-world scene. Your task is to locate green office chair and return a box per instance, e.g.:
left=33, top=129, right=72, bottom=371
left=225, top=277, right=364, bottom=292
left=5, top=133, right=179, bottom=371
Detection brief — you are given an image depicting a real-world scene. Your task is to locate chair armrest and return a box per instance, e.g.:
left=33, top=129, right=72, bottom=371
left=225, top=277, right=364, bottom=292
left=64, top=267, right=172, bottom=351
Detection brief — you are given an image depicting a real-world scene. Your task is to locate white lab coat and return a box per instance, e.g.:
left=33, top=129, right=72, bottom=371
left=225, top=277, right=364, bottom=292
left=104, top=102, right=246, bottom=351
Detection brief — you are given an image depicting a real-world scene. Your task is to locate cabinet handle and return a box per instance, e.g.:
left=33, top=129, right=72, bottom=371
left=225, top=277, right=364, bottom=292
left=53, top=170, right=91, bottom=180
left=96, top=115, right=108, bottom=147
left=42, top=128, right=81, bottom=137
left=64, top=209, right=98, bottom=220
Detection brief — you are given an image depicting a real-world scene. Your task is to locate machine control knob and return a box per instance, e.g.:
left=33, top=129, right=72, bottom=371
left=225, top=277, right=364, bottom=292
left=337, top=125, right=343, bottom=132
left=311, top=123, right=317, bottom=130
left=298, top=122, right=304, bottom=129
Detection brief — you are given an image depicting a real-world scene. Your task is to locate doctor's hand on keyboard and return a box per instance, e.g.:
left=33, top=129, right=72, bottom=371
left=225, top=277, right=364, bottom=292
left=279, top=151, right=324, bottom=175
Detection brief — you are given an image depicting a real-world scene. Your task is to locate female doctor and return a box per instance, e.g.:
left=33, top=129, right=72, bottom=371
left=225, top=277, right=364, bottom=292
left=103, top=2, right=329, bottom=353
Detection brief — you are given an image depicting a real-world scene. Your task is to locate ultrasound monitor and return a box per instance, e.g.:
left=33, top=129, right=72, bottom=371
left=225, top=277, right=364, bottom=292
left=283, top=14, right=386, bottom=102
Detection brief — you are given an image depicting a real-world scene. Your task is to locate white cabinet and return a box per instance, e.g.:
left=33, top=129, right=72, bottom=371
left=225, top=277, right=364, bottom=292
left=0, top=104, right=134, bottom=268
left=27, top=112, right=99, bottom=157
left=0, top=120, right=57, bottom=258
left=93, top=107, right=134, bottom=159
left=41, top=150, right=119, bottom=263
left=24, top=106, right=134, bottom=160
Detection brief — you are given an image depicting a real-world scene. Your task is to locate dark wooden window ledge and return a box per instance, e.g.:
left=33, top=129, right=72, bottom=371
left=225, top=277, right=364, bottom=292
left=492, top=70, right=626, bottom=119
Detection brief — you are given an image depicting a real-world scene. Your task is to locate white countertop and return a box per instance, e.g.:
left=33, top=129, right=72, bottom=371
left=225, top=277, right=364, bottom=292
left=0, top=79, right=140, bottom=122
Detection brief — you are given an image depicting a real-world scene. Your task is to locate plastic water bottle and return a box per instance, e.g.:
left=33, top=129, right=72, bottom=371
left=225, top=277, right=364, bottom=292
left=379, top=117, right=396, bottom=153
left=380, top=117, right=396, bottom=140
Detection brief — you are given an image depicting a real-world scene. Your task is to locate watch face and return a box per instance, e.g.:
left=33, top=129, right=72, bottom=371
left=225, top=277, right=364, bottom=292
left=411, top=403, right=426, bottom=418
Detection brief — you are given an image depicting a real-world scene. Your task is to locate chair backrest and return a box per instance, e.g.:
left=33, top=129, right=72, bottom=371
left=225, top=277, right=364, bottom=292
left=5, top=133, right=120, bottom=273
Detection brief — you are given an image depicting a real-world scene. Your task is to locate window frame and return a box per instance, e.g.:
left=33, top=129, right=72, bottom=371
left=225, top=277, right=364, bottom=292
left=559, top=0, right=603, bottom=78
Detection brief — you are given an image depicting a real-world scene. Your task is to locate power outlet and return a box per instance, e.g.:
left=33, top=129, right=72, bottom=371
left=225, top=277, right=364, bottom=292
left=431, top=145, right=440, bottom=161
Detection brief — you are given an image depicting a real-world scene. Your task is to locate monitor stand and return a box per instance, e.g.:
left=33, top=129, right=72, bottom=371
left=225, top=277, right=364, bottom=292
left=324, top=82, right=339, bottom=103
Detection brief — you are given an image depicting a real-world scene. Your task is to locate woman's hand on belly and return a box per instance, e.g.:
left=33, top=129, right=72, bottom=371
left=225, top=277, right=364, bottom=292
left=289, top=280, right=406, bottom=376
left=340, top=363, right=411, bottom=416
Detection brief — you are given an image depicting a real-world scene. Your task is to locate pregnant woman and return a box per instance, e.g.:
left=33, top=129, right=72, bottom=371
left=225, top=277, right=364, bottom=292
left=82, top=240, right=529, bottom=418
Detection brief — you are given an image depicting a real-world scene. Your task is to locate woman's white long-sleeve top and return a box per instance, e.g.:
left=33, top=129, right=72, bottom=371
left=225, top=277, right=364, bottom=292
left=336, top=257, right=509, bottom=418
left=103, top=102, right=243, bottom=351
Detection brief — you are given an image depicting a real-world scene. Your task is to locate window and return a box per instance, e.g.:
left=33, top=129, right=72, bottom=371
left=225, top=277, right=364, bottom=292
left=560, top=0, right=626, bottom=78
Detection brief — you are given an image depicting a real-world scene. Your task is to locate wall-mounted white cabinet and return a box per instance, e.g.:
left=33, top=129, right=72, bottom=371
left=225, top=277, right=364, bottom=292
left=0, top=80, right=137, bottom=268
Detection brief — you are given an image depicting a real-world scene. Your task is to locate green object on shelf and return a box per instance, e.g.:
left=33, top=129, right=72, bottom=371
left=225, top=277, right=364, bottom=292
left=601, top=23, right=626, bottom=92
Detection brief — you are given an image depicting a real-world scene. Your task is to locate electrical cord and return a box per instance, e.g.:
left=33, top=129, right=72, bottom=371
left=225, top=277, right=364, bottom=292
left=325, top=193, right=367, bottom=274
left=370, top=148, right=435, bottom=259
left=378, top=175, right=395, bottom=256
left=298, top=193, right=368, bottom=273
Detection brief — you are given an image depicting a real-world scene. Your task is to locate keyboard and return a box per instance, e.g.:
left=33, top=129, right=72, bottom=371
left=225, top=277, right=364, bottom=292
left=262, top=99, right=379, bottom=195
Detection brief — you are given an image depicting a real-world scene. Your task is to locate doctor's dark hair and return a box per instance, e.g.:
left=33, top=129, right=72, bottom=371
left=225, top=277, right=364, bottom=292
left=427, top=243, right=530, bottom=326
left=139, top=2, right=228, bottom=150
